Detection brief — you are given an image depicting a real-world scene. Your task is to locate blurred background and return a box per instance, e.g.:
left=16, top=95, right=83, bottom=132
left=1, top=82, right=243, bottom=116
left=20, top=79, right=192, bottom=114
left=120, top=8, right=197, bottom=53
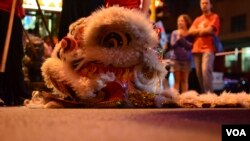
left=21, top=0, right=250, bottom=93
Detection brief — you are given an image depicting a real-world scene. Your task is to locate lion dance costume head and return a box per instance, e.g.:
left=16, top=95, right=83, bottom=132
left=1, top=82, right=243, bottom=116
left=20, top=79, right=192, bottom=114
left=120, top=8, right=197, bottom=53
left=25, top=6, right=171, bottom=108
left=25, top=6, right=250, bottom=108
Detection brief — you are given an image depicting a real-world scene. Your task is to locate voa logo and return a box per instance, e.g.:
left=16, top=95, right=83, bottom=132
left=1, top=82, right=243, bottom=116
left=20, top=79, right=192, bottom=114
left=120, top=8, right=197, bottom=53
left=226, top=129, right=246, bottom=136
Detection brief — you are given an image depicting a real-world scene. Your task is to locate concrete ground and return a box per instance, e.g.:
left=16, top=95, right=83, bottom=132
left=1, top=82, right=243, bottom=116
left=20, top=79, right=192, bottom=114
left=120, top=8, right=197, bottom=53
left=0, top=107, right=250, bottom=141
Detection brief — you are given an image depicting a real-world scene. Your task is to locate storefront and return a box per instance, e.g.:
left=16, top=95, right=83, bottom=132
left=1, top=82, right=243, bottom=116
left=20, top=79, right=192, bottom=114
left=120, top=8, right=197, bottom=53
left=22, top=0, right=62, bottom=37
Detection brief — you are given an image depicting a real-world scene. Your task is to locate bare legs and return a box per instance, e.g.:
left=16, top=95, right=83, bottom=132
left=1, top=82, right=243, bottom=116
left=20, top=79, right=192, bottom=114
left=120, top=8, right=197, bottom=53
left=174, top=70, right=190, bottom=93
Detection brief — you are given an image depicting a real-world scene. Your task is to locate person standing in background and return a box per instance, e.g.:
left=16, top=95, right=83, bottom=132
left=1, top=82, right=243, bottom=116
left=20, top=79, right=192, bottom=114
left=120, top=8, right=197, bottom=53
left=0, top=0, right=29, bottom=106
left=170, top=14, right=193, bottom=93
left=43, top=36, right=53, bottom=60
left=58, top=0, right=104, bottom=40
left=188, top=0, right=220, bottom=93
left=105, top=0, right=151, bottom=16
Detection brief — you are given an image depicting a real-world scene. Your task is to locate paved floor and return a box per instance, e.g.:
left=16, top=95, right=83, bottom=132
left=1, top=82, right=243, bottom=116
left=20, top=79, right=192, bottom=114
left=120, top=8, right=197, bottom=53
left=0, top=107, right=250, bottom=141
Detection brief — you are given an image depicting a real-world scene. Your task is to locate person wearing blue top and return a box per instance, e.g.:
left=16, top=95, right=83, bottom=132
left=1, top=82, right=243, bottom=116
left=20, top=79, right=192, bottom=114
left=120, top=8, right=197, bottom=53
left=170, top=14, right=193, bottom=93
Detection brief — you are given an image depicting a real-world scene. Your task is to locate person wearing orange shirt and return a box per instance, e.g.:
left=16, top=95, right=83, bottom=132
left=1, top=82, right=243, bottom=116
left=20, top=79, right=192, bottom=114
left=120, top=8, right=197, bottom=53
left=188, top=0, right=220, bottom=93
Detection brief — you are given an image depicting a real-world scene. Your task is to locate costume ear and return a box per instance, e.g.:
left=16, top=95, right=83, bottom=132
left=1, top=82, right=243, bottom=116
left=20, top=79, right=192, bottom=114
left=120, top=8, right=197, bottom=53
left=68, top=18, right=86, bottom=40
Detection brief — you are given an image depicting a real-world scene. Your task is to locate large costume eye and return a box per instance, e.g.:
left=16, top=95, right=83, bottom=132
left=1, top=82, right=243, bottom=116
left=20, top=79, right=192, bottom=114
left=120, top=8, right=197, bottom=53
left=100, top=31, right=131, bottom=48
